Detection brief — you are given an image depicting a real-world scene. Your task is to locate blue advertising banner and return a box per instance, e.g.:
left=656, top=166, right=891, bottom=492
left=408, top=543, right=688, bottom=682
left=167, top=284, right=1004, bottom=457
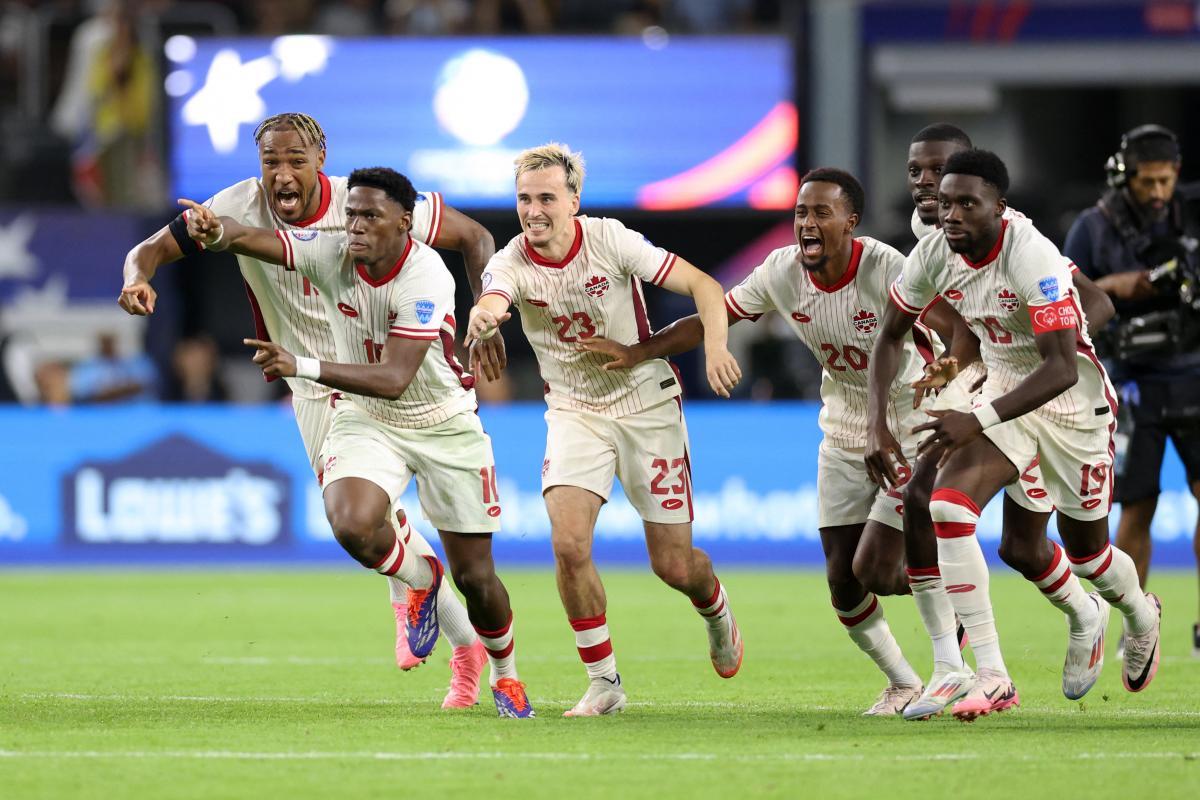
left=164, top=36, right=797, bottom=210
left=0, top=403, right=1194, bottom=566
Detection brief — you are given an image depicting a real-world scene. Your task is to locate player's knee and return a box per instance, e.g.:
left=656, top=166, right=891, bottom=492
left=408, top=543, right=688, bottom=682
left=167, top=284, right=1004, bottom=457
left=551, top=535, right=593, bottom=575
left=649, top=554, right=691, bottom=592
left=851, top=548, right=892, bottom=595
left=904, top=476, right=932, bottom=513
left=326, top=507, right=385, bottom=563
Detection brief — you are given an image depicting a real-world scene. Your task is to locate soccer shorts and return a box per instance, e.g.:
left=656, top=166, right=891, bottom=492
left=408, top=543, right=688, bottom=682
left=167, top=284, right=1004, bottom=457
left=292, top=393, right=336, bottom=478
left=980, top=408, right=1115, bottom=522
left=933, top=372, right=1055, bottom=515
left=320, top=401, right=501, bottom=533
left=542, top=398, right=692, bottom=525
left=817, top=441, right=912, bottom=531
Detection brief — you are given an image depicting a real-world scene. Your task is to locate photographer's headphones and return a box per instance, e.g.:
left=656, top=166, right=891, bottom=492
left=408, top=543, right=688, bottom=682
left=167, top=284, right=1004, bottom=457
left=1105, top=124, right=1180, bottom=189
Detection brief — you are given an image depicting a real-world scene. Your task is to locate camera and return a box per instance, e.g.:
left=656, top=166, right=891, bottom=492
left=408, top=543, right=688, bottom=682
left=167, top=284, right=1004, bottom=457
left=1103, top=235, right=1200, bottom=362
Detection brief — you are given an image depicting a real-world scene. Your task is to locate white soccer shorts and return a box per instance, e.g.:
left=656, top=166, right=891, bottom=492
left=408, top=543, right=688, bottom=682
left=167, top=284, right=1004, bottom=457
left=817, top=440, right=911, bottom=531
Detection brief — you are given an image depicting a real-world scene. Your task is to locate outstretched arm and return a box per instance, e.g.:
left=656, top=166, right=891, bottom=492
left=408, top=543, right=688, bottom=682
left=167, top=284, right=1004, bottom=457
left=179, top=199, right=287, bottom=266
left=119, top=225, right=184, bottom=316
left=657, top=258, right=742, bottom=397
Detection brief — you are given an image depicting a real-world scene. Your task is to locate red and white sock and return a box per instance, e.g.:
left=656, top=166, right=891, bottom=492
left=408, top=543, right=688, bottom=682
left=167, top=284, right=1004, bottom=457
left=1031, top=542, right=1097, bottom=634
left=835, top=593, right=921, bottom=687
left=371, top=527, right=432, bottom=589
left=383, top=516, right=475, bottom=648
left=386, top=513, right=419, bottom=604
left=930, top=488, right=1007, bottom=675
left=907, top=566, right=964, bottom=668
left=475, top=613, right=519, bottom=684
left=570, top=614, right=617, bottom=681
left=1067, top=543, right=1156, bottom=635
left=691, top=577, right=730, bottom=630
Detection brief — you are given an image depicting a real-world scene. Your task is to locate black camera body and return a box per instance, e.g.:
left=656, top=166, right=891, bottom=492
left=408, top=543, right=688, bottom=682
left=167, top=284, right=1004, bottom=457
left=1103, top=235, right=1200, bottom=362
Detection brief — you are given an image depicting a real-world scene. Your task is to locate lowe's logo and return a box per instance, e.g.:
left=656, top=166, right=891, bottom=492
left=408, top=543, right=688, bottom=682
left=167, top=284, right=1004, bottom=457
left=63, top=434, right=290, bottom=546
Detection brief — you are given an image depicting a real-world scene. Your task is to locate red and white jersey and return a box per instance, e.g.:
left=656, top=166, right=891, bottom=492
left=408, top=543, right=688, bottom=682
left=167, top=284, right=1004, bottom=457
left=278, top=229, right=475, bottom=429
left=203, top=174, right=445, bottom=400
left=892, top=219, right=1116, bottom=429
left=480, top=216, right=682, bottom=417
left=726, top=237, right=935, bottom=449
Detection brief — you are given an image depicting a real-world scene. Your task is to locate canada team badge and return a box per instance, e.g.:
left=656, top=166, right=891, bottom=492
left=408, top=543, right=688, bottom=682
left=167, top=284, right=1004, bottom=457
left=584, top=275, right=610, bottom=298
left=853, top=309, right=878, bottom=334
left=997, top=288, right=1019, bottom=312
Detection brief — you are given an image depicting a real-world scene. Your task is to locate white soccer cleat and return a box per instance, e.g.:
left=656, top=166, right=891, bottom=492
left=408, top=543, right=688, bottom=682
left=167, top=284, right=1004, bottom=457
left=1122, top=592, right=1162, bottom=693
left=708, top=610, right=744, bottom=679
left=951, top=668, right=1019, bottom=722
left=1063, top=592, right=1108, bottom=700
left=903, top=667, right=975, bottom=721
left=562, top=675, right=627, bottom=717
left=863, top=683, right=922, bottom=717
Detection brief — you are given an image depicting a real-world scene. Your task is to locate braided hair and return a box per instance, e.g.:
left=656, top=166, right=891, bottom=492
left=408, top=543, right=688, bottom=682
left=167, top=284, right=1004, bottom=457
left=253, top=113, right=327, bottom=152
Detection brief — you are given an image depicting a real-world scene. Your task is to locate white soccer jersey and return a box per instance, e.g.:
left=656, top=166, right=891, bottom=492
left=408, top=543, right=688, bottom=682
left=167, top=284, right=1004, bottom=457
left=726, top=237, right=935, bottom=449
left=277, top=229, right=475, bottom=429
left=201, top=174, right=445, bottom=400
left=480, top=216, right=682, bottom=417
left=892, top=219, right=1116, bottom=429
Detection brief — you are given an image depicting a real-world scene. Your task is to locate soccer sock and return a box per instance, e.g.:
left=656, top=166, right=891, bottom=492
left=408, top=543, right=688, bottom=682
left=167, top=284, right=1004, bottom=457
left=835, top=594, right=921, bottom=687
left=475, top=613, right=519, bottom=684
left=386, top=513, right=422, bottom=603
left=1068, top=543, right=1156, bottom=635
left=930, top=488, right=1008, bottom=675
left=570, top=614, right=617, bottom=681
left=386, top=515, right=476, bottom=648
left=371, top=523, right=433, bottom=589
left=691, top=576, right=730, bottom=631
left=1031, top=542, right=1097, bottom=635
left=906, top=567, right=965, bottom=669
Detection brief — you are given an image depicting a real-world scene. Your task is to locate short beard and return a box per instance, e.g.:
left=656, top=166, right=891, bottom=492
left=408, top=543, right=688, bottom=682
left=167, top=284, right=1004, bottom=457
left=801, top=254, right=828, bottom=273
left=944, top=234, right=972, bottom=255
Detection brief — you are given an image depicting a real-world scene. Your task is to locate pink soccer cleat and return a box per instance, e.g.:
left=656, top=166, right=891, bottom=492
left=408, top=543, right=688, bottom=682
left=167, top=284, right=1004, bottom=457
left=951, top=668, right=1019, bottom=722
left=392, top=602, right=424, bottom=671
left=442, top=640, right=487, bottom=709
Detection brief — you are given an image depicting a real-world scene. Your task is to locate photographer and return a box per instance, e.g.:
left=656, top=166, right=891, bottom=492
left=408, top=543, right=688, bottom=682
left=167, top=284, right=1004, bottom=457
left=1064, top=124, right=1200, bottom=655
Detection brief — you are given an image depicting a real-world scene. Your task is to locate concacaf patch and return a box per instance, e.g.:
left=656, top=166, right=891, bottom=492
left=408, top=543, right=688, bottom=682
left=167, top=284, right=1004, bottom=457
left=414, top=299, right=435, bottom=325
left=291, top=230, right=318, bottom=241
left=1038, top=276, right=1059, bottom=302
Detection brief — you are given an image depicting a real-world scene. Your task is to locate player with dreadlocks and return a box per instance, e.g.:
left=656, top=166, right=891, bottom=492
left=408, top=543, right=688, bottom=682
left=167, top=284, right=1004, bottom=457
left=119, top=113, right=500, bottom=708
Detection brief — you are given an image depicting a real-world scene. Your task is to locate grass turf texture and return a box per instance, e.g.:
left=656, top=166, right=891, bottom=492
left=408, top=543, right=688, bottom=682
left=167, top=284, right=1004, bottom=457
left=2, top=569, right=1198, bottom=799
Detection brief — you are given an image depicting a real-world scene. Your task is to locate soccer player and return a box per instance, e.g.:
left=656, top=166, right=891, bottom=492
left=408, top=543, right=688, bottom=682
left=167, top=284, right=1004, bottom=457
left=118, top=113, right=495, bottom=706
left=580, top=168, right=962, bottom=716
left=899, top=125, right=1119, bottom=720
left=867, top=149, right=1163, bottom=721
left=179, top=167, right=535, bottom=718
left=465, top=143, right=743, bottom=717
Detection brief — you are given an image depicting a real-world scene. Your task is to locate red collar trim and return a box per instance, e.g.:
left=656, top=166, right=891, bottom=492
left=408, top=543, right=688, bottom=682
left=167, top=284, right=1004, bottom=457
left=356, top=236, right=413, bottom=287
left=963, top=219, right=1008, bottom=269
left=524, top=219, right=582, bottom=268
left=294, top=173, right=332, bottom=228
left=807, top=238, right=863, bottom=293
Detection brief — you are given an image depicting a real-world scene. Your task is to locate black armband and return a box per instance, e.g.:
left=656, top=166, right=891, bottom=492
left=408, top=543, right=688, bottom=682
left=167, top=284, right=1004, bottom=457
left=167, top=212, right=203, bottom=256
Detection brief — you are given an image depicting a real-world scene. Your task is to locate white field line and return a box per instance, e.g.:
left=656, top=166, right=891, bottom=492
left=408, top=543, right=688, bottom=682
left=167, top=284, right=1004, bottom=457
left=8, top=692, right=1200, bottom=717
left=0, top=749, right=1197, bottom=764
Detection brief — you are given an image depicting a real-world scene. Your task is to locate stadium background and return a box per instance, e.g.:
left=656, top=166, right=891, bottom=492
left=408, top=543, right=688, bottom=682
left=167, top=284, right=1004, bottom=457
left=1, top=0, right=1197, bottom=568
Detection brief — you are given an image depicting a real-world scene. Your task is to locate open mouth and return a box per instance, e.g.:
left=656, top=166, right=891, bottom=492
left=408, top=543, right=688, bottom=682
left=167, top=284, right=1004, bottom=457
left=276, top=189, right=301, bottom=215
left=525, top=220, right=550, bottom=235
left=800, top=235, right=823, bottom=258
left=915, top=194, right=938, bottom=212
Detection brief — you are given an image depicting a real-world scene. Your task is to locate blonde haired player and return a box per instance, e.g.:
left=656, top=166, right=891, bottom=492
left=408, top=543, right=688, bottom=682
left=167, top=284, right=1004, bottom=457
left=467, top=143, right=743, bottom=716
left=118, top=114, right=494, bottom=707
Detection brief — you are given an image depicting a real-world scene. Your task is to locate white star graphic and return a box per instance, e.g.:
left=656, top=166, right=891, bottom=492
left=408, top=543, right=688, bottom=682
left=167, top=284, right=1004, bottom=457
left=182, top=49, right=279, bottom=154
left=0, top=213, right=39, bottom=280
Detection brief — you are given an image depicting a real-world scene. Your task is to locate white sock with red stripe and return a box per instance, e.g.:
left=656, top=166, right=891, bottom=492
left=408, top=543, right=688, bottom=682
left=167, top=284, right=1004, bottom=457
left=930, top=488, right=1008, bottom=675
left=691, top=577, right=730, bottom=630
left=475, top=614, right=518, bottom=684
left=570, top=614, right=617, bottom=681
left=386, top=512, right=424, bottom=603
left=1067, top=543, right=1156, bottom=635
left=835, top=594, right=921, bottom=687
left=383, top=515, right=476, bottom=648
left=906, top=566, right=965, bottom=669
left=1031, top=542, right=1097, bottom=634
left=371, top=523, right=433, bottom=589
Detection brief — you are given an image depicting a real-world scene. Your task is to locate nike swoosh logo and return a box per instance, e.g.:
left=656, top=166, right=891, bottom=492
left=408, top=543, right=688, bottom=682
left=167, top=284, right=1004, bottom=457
left=984, top=687, right=1001, bottom=700
left=1127, top=637, right=1158, bottom=689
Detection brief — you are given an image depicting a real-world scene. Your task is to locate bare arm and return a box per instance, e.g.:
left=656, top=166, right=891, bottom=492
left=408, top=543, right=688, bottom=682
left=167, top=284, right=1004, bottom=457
left=657, top=258, right=742, bottom=397
left=435, top=204, right=507, bottom=381
left=466, top=293, right=513, bottom=344
left=119, top=225, right=183, bottom=315
left=577, top=309, right=739, bottom=369
left=179, top=199, right=287, bottom=266
left=865, top=303, right=917, bottom=487
left=245, top=335, right=428, bottom=401
left=1071, top=270, right=1115, bottom=334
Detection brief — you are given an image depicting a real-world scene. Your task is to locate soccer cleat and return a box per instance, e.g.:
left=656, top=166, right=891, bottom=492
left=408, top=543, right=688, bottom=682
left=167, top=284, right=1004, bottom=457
left=492, top=677, right=535, bottom=718
left=405, top=556, right=444, bottom=661
left=563, top=674, right=627, bottom=717
left=1063, top=592, right=1108, bottom=700
left=863, top=683, right=922, bottom=717
left=1122, top=592, right=1162, bottom=693
left=441, top=640, right=487, bottom=709
left=708, top=610, right=744, bottom=679
left=951, top=668, right=1019, bottom=722
left=392, top=601, right=424, bottom=670
left=903, top=668, right=975, bottom=721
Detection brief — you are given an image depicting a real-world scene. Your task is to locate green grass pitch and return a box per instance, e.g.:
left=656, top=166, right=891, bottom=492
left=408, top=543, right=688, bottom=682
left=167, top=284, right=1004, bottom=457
left=2, top=568, right=1198, bottom=799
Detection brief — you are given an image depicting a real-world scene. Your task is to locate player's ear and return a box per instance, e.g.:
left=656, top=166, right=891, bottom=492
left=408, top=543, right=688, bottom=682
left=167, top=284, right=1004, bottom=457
left=995, top=197, right=1007, bottom=218
left=846, top=213, right=860, bottom=234
left=316, top=148, right=326, bottom=171
left=569, top=192, right=580, bottom=216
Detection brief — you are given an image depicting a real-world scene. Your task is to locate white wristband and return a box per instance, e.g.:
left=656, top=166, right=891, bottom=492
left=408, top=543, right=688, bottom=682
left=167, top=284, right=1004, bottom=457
left=206, top=221, right=227, bottom=251
left=294, top=356, right=321, bottom=381
left=972, top=402, right=1002, bottom=429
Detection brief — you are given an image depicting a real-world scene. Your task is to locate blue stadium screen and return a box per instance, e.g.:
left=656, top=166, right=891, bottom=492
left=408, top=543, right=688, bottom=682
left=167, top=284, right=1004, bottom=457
left=164, top=36, right=796, bottom=210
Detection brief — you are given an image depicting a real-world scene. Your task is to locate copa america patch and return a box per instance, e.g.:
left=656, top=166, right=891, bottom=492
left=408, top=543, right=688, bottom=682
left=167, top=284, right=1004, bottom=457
left=414, top=299, right=435, bottom=324
left=1038, top=276, right=1059, bottom=302
left=291, top=230, right=318, bottom=241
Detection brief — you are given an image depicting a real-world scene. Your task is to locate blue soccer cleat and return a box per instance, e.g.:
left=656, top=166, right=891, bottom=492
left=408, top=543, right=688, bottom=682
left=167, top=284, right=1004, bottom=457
left=492, top=678, right=535, bottom=718
left=404, top=556, right=444, bottom=660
